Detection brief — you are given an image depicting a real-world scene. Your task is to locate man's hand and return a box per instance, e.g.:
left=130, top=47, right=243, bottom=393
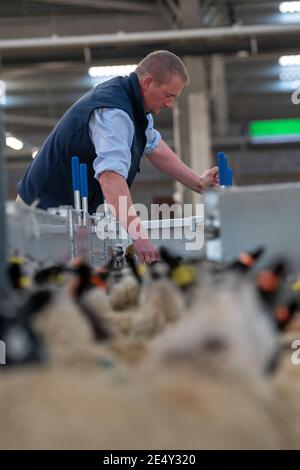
left=133, top=238, right=160, bottom=264
left=147, top=141, right=219, bottom=194
left=200, top=166, right=219, bottom=190
left=99, top=171, right=160, bottom=264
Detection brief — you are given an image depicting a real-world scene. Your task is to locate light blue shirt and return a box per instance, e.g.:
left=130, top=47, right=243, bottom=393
left=89, top=108, right=161, bottom=180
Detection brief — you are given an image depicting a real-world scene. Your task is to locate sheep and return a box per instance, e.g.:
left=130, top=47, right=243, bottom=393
left=105, top=249, right=143, bottom=312
left=30, top=291, right=95, bottom=362
left=0, top=342, right=281, bottom=449
left=0, top=355, right=280, bottom=450
left=130, top=276, right=186, bottom=339
left=80, top=256, right=186, bottom=342
left=0, top=267, right=283, bottom=450
left=69, top=263, right=138, bottom=340
left=6, top=248, right=300, bottom=449
left=143, top=276, right=279, bottom=380
left=5, top=259, right=113, bottom=367
left=109, top=274, right=141, bottom=311
left=271, top=331, right=300, bottom=449
left=132, top=276, right=282, bottom=449
left=0, top=286, right=52, bottom=366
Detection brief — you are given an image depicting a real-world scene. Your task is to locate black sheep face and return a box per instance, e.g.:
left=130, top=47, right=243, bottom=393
left=0, top=290, right=51, bottom=367
left=0, top=315, right=47, bottom=366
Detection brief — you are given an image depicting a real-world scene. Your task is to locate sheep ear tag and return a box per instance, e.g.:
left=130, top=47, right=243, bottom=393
left=229, top=246, right=265, bottom=273
left=171, top=265, right=197, bottom=288
left=275, top=301, right=299, bottom=331
left=8, top=255, right=25, bottom=265
left=91, top=273, right=108, bottom=290
left=137, top=263, right=148, bottom=277
left=292, top=279, right=300, bottom=291
left=256, top=271, right=280, bottom=293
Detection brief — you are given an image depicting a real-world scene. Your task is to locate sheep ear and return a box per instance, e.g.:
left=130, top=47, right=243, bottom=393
left=275, top=300, right=300, bottom=331
left=34, top=264, right=65, bottom=285
left=126, top=255, right=143, bottom=284
left=256, top=260, right=288, bottom=308
left=227, top=246, right=265, bottom=273
left=2, top=323, right=43, bottom=365
left=78, top=302, right=112, bottom=341
left=159, top=246, right=181, bottom=269
left=22, top=290, right=53, bottom=317
left=71, top=261, right=93, bottom=298
left=106, top=254, right=116, bottom=270
left=0, top=308, right=48, bottom=366
left=7, top=262, right=22, bottom=288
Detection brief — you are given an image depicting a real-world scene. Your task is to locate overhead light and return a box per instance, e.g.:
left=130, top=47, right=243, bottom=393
left=0, top=80, right=6, bottom=105
left=291, top=79, right=300, bottom=88
left=32, top=148, right=39, bottom=159
left=279, top=70, right=300, bottom=81
left=6, top=134, right=24, bottom=151
left=279, top=2, right=300, bottom=13
left=88, top=64, right=137, bottom=78
left=279, top=55, right=300, bottom=66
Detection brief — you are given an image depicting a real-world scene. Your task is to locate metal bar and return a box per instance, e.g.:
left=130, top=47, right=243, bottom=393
left=71, top=156, right=81, bottom=212
left=155, top=0, right=176, bottom=29
left=0, top=104, right=8, bottom=297
left=0, top=24, right=300, bottom=51
left=28, top=0, right=157, bottom=14
left=165, top=0, right=182, bottom=23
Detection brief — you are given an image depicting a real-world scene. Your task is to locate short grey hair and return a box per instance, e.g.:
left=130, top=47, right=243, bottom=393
left=135, top=50, right=190, bottom=85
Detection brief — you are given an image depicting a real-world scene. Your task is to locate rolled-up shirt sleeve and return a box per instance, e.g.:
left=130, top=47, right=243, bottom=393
left=144, top=113, right=161, bottom=155
left=89, top=108, right=134, bottom=180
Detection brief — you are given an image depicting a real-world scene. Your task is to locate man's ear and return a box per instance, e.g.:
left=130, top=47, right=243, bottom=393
left=140, top=75, right=153, bottom=91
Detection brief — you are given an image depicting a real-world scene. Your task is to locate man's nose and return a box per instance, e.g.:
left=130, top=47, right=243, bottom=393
left=164, top=99, right=174, bottom=109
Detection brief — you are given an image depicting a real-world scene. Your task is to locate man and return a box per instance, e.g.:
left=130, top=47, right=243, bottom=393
left=17, top=50, right=218, bottom=263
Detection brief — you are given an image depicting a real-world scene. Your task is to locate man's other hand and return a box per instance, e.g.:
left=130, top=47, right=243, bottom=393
left=200, top=166, right=219, bottom=189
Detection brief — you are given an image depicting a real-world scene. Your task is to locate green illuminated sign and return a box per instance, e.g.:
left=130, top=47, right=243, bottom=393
left=249, top=119, right=300, bottom=138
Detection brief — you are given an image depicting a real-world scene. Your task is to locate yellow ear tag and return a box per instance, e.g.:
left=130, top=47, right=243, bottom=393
left=48, top=273, right=65, bottom=284
left=137, top=263, right=148, bottom=277
left=19, top=276, right=31, bottom=289
left=55, top=274, right=65, bottom=284
left=171, top=265, right=197, bottom=287
left=292, top=279, right=300, bottom=291
left=9, top=256, right=24, bottom=265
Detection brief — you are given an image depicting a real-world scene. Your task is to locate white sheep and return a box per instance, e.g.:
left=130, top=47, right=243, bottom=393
left=272, top=332, right=300, bottom=449
left=0, top=274, right=283, bottom=450
left=131, top=277, right=185, bottom=339
left=145, top=276, right=278, bottom=380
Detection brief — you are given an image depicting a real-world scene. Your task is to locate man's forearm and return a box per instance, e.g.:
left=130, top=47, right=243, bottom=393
left=98, top=171, right=148, bottom=240
left=147, top=139, right=203, bottom=193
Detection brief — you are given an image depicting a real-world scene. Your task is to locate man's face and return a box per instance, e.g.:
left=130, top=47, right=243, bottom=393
left=140, top=75, right=185, bottom=114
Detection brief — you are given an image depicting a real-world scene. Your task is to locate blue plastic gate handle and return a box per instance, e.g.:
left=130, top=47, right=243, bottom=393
left=217, top=152, right=228, bottom=186
left=225, top=167, right=233, bottom=186
left=71, top=156, right=80, bottom=192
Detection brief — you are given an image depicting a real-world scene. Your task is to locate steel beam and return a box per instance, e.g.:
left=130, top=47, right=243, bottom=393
left=28, top=0, right=157, bottom=14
